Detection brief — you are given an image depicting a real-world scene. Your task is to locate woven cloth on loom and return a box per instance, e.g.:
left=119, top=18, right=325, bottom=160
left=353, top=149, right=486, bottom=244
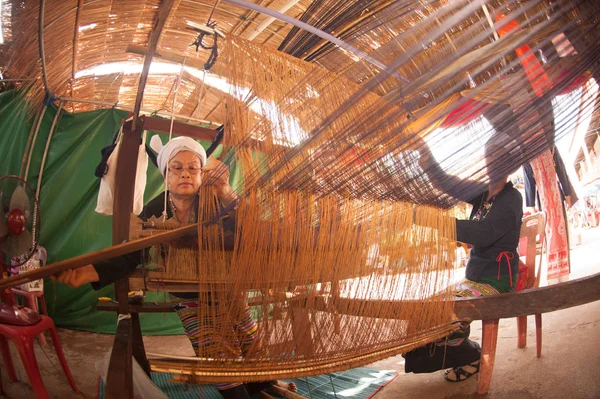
left=97, top=368, right=398, bottom=399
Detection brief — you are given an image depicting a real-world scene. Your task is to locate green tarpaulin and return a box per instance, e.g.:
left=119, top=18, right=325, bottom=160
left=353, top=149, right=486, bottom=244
left=0, top=90, right=235, bottom=335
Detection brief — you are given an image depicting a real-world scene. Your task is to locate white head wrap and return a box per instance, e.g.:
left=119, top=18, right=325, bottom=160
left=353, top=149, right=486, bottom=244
left=156, top=136, right=207, bottom=177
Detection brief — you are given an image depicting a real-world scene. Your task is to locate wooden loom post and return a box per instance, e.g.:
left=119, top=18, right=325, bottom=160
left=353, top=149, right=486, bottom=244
left=105, top=1, right=176, bottom=396
left=105, top=116, right=146, bottom=398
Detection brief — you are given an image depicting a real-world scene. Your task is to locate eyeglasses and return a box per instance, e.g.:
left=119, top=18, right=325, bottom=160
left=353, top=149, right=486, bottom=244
left=168, top=165, right=202, bottom=175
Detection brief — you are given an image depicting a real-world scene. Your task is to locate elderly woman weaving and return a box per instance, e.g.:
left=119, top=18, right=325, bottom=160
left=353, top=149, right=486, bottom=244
left=53, top=136, right=296, bottom=399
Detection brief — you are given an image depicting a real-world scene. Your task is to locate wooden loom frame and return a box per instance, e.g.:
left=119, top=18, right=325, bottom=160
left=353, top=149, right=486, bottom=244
left=44, top=111, right=600, bottom=395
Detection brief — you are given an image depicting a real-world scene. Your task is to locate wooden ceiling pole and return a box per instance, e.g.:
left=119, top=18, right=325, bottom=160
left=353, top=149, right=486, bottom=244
left=38, top=0, right=50, bottom=92
left=125, top=112, right=218, bottom=141
left=106, top=1, right=176, bottom=398
left=132, top=0, right=177, bottom=131
left=70, top=0, right=85, bottom=98
left=245, top=0, right=301, bottom=41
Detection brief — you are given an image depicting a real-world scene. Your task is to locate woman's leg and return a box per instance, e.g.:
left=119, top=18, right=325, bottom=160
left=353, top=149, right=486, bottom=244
left=215, top=383, right=253, bottom=399
left=218, top=382, right=297, bottom=399
left=232, top=298, right=259, bottom=357
left=405, top=279, right=493, bottom=374
left=229, top=298, right=297, bottom=393
left=217, top=385, right=252, bottom=399
left=170, top=295, right=247, bottom=394
left=243, top=381, right=275, bottom=396
left=441, top=279, right=504, bottom=381
left=170, top=295, right=297, bottom=396
left=404, top=320, right=480, bottom=373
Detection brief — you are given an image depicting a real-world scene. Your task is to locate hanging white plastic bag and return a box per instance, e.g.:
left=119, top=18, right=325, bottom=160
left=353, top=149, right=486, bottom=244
left=95, top=127, right=148, bottom=216
left=95, top=351, right=167, bottom=399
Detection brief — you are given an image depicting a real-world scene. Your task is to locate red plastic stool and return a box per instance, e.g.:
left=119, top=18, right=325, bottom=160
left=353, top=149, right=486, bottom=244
left=0, top=315, right=79, bottom=398
left=10, top=289, right=48, bottom=346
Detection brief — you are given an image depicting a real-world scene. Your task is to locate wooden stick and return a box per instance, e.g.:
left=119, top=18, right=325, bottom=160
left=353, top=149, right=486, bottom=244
left=126, top=111, right=218, bottom=141
left=106, top=316, right=133, bottom=399
left=107, top=99, right=145, bottom=399
left=131, top=0, right=176, bottom=131
left=38, top=0, right=50, bottom=92
left=126, top=44, right=206, bottom=71
left=321, top=272, right=600, bottom=321
left=71, top=0, right=84, bottom=92
left=0, top=223, right=198, bottom=290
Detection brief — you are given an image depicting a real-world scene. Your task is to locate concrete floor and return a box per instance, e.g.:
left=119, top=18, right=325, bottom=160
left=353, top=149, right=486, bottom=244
left=1, top=229, right=599, bottom=399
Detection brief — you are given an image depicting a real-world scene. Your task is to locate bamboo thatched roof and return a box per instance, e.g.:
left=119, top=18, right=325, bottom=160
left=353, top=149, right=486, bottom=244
left=0, top=0, right=598, bottom=125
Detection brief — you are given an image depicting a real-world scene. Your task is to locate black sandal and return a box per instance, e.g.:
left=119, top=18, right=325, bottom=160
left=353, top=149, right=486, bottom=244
left=444, top=360, right=480, bottom=382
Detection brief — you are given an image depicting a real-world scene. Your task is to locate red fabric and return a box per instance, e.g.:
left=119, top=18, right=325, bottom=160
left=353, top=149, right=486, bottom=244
left=441, top=98, right=490, bottom=128
left=530, top=150, right=570, bottom=280
left=556, top=70, right=589, bottom=95
left=496, top=251, right=514, bottom=287
left=496, top=12, right=552, bottom=98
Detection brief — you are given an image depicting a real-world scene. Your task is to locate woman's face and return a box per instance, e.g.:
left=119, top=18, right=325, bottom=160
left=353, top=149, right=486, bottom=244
left=167, top=150, right=202, bottom=198
left=484, top=145, right=508, bottom=185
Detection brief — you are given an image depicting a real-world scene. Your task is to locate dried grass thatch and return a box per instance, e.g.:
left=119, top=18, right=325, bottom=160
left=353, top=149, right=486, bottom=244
left=2, top=0, right=596, bottom=125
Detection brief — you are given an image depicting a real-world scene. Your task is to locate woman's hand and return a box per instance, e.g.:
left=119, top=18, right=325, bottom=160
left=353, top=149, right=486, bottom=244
left=50, top=265, right=99, bottom=288
left=203, top=157, right=237, bottom=206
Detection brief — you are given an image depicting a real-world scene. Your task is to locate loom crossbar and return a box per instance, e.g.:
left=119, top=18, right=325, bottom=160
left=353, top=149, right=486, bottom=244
left=95, top=271, right=600, bottom=382
left=97, top=271, right=600, bottom=321
left=0, top=223, right=199, bottom=290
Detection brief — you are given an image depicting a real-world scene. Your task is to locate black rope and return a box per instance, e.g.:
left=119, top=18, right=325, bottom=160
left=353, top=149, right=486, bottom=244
left=206, top=0, right=220, bottom=26
left=205, top=124, right=225, bottom=158
left=190, top=22, right=220, bottom=71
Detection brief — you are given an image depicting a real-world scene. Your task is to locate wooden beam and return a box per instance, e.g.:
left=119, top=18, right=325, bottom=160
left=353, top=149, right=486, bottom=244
left=126, top=44, right=207, bottom=71
left=106, top=317, right=133, bottom=399
left=131, top=313, right=152, bottom=375
left=98, top=272, right=600, bottom=323
left=105, top=113, right=147, bottom=398
left=0, top=222, right=198, bottom=290
left=132, top=0, right=177, bottom=130
left=96, top=290, right=301, bottom=313
left=98, top=302, right=175, bottom=313
left=453, top=272, right=600, bottom=320
left=128, top=102, right=274, bottom=152
left=112, top=118, right=146, bottom=253
left=38, top=0, right=50, bottom=92
left=325, top=272, right=600, bottom=321
left=126, top=112, right=218, bottom=141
